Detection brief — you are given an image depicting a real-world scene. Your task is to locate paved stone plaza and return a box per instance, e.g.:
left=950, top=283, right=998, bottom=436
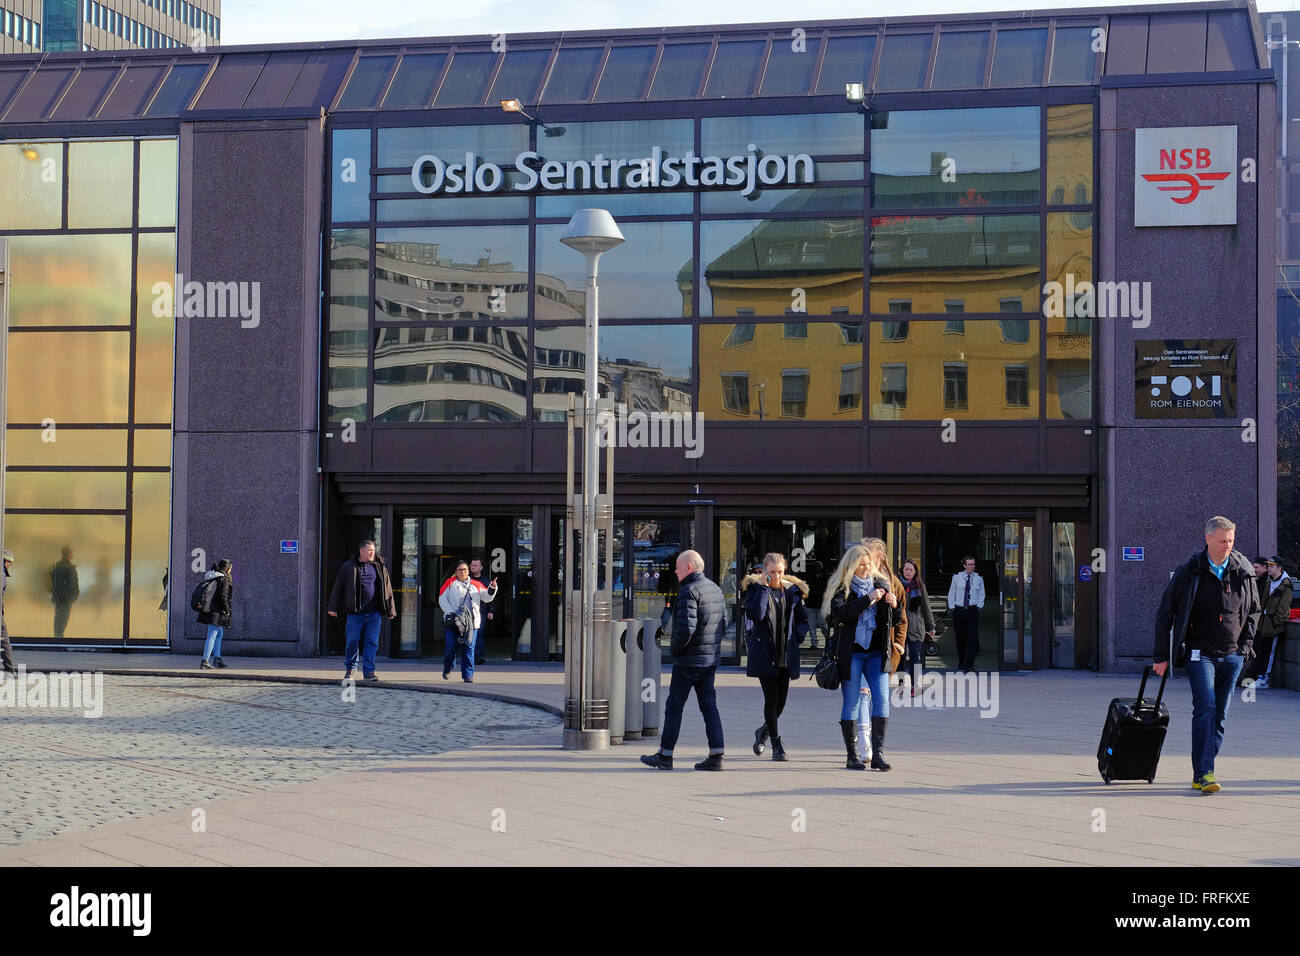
left=1, top=652, right=1297, bottom=866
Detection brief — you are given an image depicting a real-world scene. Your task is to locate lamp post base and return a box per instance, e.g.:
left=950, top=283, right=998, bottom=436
left=562, top=728, right=611, bottom=751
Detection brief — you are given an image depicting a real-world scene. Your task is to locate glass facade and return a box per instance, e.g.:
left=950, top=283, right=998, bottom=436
left=2, top=137, right=178, bottom=645
left=328, top=102, right=1094, bottom=424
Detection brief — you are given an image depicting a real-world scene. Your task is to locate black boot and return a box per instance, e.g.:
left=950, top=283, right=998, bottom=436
left=870, top=716, right=892, bottom=771
left=753, top=723, right=769, bottom=756
left=839, top=719, right=866, bottom=770
left=694, top=754, right=724, bottom=771
left=770, top=736, right=788, bottom=761
left=640, top=751, right=674, bottom=770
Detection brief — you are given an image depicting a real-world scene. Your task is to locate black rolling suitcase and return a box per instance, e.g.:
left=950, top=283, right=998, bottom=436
left=1097, top=666, right=1170, bottom=784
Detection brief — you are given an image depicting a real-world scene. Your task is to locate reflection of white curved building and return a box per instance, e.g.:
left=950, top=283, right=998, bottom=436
left=327, top=234, right=369, bottom=419
left=374, top=326, right=529, bottom=421
left=374, top=239, right=574, bottom=320
left=532, top=325, right=692, bottom=420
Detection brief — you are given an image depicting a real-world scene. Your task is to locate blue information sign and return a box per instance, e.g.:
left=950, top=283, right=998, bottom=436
left=1078, top=565, right=1092, bottom=582
left=1122, top=547, right=1144, bottom=562
left=280, top=540, right=299, bottom=554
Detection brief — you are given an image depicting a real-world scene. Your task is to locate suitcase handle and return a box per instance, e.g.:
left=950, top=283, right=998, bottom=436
left=1136, top=665, right=1169, bottom=713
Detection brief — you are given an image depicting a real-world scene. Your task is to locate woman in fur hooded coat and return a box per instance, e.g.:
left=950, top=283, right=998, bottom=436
left=742, top=552, right=809, bottom=761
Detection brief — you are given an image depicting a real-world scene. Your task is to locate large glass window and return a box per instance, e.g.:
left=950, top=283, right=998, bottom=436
left=434, top=51, right=498, bottom=106
left=869, top=214, right=1039, bottom=314
left=649, top=43, right=710, bottom=99
left=699, top=322, right=861, bottom=420
left=7, top=235, right=132, bottom=326
left=702, top=113, right=863, bottom=158
left=593, top=45, right=657, bottom=101
left=705, top=41, right=766, bottom=98
left=816, top=35, right=876, bottom=94
left=3, top=138, right=177, bottom=646
left=377, top=124, right=528, bottom=169
left=1050, top=27, right=1100, bottom=84
left=331, top=128, right=371, bottom=222
left=761, top=35, right=820, bottom=95
left=540, top=118, right=693, bottom=163
left=0, top=142, right=62, bottom=230
left=871, top=107, right=1040, bottom=209
left=990, top=28, right=1047, bottom=86
left=488, top=49, right=552, bottom=106
left=536, top=221, right=692, bottom=320
left=328, top=229, right=370, bottom=423
left=540, top=47, right=603, bottom=102
left=1046, top=212, right=1093, bottom=420
left=930, top=31, right=989, bottom=90
left=338, top=56, right=396, bottom=110
left=532, top=324, right=693, bottom=421
left=382, top=53, right=447, bottom=109
left=869, top=319, right=1038, bottom=420
left=372, top=325, right=529, bottom=422
left=700, top=218, right=863, bottom=317
left=375, top=226, right=531, bottom=321
left=1047, top=104, right=1092, bottom=205
left=876, top=33, right=933, bottom=91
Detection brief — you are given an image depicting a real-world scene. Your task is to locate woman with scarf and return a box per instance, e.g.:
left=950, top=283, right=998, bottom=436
left=900, top=557, right=936, bottom=696
left=823, top=542, right=907, bottom=770
left=742, top=552, right=809, bottom=761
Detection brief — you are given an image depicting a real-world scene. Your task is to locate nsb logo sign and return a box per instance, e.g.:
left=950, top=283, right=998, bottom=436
left=1134, top=126, right=1236, bottom=227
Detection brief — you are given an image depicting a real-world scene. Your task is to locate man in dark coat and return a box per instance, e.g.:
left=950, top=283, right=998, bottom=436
left=1153, top=516, right=1261, bottom=794
left=50, top=547, right=79, bottom=640
left=641, top=550, right=727, bottom=771
left=2, top=550, right=18, bottom=676
left=327, top=540, right=396, bottom=683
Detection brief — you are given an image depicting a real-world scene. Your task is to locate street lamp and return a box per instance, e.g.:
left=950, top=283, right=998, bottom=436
left=560, top=209, right=624, bottom=751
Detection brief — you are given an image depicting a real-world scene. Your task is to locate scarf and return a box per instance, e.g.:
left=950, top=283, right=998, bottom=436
left=850, top=573, right=877, bottom=650
left=767, top=586, right=787, bottom=669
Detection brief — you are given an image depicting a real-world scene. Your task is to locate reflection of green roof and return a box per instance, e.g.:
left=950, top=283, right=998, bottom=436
left=705, top=217, right=865, bottom=279
left=871, top=170, right=1039, bottom=208
left=870, top=214, right=1037, bottom=271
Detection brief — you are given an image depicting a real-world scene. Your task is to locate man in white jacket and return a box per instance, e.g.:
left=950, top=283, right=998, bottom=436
left=439, top=560, right=498, bottom=683
left=946, top=556, right=985, bottom=672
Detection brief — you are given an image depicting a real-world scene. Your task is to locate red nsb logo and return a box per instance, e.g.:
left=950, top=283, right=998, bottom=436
left=1140, top=147, right=1230, bottom=204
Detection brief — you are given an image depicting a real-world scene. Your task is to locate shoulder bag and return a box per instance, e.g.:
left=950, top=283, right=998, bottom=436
left=443, top=584, right=475, bottom=645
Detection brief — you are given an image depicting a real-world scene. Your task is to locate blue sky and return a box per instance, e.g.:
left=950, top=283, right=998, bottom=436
left=221, top=0, right=1292, bottom=47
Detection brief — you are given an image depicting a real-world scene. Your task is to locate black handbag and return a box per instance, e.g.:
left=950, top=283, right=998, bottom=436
left=811, top=626, right=841, bottom=691
left=443, top=586, right=474, bottom=644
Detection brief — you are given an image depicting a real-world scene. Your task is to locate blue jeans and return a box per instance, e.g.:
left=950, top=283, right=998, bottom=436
left=344, top=612, right=383, bottom=677
left=443, top=626, right=475, bottom=680
left=203, top=625, right=224, bottom=660
left=659, top=664, right=724, bottom=756
left=473, top=625, right=485, bottom=663
left=840, top=650, right=890, bottom=721
left=1185, top=652, right=1244, bottom=779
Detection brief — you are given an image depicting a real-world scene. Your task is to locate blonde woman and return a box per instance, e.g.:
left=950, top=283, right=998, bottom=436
left=824, top=542, right=907, bottom=770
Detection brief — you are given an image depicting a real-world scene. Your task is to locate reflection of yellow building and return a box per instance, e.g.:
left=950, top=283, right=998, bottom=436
left=869, top=320, right=1038, bottom=421
left=699, top=322, right=862, bottom=421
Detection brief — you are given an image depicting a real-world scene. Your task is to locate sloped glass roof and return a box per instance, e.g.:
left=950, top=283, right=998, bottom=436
left=0, top=4, right=1265, bottom=126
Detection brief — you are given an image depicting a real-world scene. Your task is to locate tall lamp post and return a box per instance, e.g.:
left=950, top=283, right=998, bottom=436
left=559, top=209, right=624, bottom=751
left=0, top=241, right=8, bottom=573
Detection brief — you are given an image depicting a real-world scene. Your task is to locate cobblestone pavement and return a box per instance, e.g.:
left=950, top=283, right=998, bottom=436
left=0, top=674, right=559, bottom=848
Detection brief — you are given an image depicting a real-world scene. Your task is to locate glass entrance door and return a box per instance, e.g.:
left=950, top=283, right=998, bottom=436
left=393, top=515, right=528, bottom=660
left=886, top=517, right=1034, bottom=670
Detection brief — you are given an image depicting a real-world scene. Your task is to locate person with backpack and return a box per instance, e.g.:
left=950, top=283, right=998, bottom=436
left=196, top=560, right=233, bottom=670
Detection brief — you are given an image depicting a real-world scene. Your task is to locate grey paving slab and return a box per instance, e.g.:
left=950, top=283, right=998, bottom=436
left=1, top=655, right=1298, bottom=866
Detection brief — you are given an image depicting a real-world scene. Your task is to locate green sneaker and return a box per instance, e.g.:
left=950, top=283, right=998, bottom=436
left=1192, top=777, right=1203, bottom=791
left=1200, top=772, right=1220, bottom=794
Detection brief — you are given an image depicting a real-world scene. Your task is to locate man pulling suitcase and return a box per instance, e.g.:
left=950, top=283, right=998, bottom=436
left=1151, top=516, right=1261, bottom=794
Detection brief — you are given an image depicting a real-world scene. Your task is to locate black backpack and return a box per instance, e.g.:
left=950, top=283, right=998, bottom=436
left=190, top=578, right=218, bottom=613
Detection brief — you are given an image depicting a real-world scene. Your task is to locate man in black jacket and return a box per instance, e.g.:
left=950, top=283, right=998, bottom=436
left=1153, top=516, right=1261, bottom=794
left=327, top=540, right=396, bottom=683
left=641, top=550, right=727, bottom=771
